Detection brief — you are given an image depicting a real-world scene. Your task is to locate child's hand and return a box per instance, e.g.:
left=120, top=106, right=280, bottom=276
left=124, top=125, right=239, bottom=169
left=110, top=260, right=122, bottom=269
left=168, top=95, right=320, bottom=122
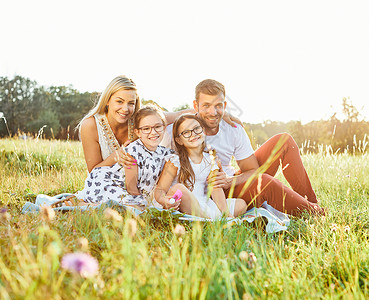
left=161, top=195, right=181, bottom=210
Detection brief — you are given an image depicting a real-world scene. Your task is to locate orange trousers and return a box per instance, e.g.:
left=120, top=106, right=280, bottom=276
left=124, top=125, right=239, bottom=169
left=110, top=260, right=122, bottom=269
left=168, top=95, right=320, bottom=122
left=227, top=133, right=323, bottom=216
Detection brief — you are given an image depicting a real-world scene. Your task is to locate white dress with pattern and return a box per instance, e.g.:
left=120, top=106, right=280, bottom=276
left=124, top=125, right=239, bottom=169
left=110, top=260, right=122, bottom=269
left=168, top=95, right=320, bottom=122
left=75, top=114, right=178, bottom=206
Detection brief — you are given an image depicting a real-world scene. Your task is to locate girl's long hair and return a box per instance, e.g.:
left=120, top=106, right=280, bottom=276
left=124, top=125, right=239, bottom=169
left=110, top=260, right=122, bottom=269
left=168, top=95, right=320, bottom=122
left=173, top=114, right=206, bottom=191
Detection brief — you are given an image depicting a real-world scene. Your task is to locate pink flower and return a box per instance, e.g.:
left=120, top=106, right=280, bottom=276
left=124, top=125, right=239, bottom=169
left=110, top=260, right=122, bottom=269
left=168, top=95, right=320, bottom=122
left=61, top=253, right=99, bottom=278
left=0, top=207, right=11, bottom=222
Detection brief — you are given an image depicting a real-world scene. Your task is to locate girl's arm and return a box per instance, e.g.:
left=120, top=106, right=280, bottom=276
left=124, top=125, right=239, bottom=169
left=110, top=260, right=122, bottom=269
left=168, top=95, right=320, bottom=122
left=154, top=160, right=180, bottom=209
left=81, top=117, right=126, bottom=172
left=124, top=154, right=140, bottom=195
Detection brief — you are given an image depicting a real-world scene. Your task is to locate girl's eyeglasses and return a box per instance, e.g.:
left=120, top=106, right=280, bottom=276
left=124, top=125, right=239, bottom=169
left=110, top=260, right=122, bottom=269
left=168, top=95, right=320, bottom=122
left=178, top=125, right=203, bottom=138
left=138, top=124, right=164, bottom=134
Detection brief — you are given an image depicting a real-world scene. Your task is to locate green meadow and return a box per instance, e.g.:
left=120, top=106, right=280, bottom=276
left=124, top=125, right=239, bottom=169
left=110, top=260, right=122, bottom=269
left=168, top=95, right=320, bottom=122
left=1, top=138, right=369, bottom=299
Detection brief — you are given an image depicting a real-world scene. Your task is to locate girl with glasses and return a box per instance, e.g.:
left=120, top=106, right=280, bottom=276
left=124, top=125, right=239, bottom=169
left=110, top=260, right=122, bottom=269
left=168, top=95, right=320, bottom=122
left=172, top=114, right=248, bottom=218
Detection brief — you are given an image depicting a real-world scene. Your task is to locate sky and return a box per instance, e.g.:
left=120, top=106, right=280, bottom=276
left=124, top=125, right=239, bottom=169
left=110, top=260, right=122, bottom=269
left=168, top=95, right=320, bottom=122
left=1, top=0, right=369, bottom=124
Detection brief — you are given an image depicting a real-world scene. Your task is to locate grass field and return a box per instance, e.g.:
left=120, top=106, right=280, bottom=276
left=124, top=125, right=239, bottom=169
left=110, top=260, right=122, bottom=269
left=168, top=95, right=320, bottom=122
left=1, top=138, right=369, bottom=299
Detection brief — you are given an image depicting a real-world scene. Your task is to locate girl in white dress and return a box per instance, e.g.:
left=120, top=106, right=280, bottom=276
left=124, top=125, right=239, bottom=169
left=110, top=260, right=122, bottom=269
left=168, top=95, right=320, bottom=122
left=172, top=114, right=248, bottom=218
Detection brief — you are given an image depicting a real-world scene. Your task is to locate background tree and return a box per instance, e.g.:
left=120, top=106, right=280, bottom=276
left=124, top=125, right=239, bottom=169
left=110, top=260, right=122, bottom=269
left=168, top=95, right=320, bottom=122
left=173, top=103, right=190, bottom=112
left=0, top=75, right=93, bottom=139
left=0, top=75, right=368, bottom=151
left=0, top=76, right=38, bottom=135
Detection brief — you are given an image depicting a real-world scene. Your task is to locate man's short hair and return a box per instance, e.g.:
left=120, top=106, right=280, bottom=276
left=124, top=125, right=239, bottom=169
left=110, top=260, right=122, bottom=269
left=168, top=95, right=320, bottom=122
left=195, top=79, right=225, bottom=101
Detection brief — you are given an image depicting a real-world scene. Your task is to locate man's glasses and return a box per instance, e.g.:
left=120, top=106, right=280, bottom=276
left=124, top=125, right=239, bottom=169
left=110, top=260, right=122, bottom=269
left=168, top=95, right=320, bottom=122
left=178, top=125, right=203, bottom=138
left=138, top=124, right=164, bottom=134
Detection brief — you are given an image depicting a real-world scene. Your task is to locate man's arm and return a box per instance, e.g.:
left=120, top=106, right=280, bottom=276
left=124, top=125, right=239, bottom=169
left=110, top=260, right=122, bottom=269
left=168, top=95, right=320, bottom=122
left=163, top=109, right=195, bottom=125
left=232, top=154, right=259, bottom=185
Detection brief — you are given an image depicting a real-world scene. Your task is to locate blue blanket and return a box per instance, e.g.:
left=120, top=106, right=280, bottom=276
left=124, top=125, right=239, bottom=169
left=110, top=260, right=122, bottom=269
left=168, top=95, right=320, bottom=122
left=22, top=193, right=290, bottom=233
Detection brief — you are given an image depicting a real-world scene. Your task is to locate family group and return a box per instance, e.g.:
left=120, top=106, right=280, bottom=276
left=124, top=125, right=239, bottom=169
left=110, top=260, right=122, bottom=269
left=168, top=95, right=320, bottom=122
left=50, top=75, right=325, bottom=219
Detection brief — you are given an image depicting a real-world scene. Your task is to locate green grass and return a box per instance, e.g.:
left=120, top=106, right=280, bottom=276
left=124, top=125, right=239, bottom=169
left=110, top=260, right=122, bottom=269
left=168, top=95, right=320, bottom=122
left=1, top=138, right=369, bottom=299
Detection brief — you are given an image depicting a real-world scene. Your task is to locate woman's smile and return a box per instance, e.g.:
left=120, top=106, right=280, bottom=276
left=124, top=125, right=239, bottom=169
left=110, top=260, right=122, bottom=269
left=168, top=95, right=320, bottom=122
left=106, top=89, right=137, bottom=125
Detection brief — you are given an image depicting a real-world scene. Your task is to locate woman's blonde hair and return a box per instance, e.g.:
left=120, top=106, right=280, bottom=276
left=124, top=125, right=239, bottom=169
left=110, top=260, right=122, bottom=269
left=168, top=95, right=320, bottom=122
left=173, top=114, right=206, bottom=191
left=77, top=75, right=141, bottom=133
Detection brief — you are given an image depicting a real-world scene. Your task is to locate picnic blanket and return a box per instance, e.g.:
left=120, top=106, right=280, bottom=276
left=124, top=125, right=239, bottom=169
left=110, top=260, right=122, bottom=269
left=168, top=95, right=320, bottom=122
left=22, top=193, right=290, bottom=233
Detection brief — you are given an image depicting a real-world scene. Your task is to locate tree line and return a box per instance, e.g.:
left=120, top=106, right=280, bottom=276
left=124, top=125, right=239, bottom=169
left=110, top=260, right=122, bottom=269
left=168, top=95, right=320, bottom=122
left=0, top=75, right=96, bottom=139
left=245, top=98, right=369, bottom=154
left=1, top=75, right=368, bottom=153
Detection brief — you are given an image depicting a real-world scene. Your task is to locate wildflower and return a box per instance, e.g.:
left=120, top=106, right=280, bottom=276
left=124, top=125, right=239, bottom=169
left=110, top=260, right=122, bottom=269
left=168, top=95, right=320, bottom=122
left=239, top=251, right=249, bottom=262
left=173, top=224, right=186, bottom=237
left=344, top=225, right=350, bottom=233
left=243, top=293, right=253, bottom=300
left=61, top=252, right=99, bottom=278
left=330, top=223, right=338, bottom=232
left=40, top=205, right=55, bottom=222
left=104, top=208, right=123, bottom=222
left=77, top=237, right=89, bottom=251
left=0, top=207, right=11, bottom=222
left=247, top=252, right=257, bottom=268
left=312, top=231, right=317, bottom=237
left=47, top=241, right=62, bottom=257
left=126, top=218, right=137, bottom=238
left=239, top=251, right=257, bottom=268
left=249, top=252, right=257, bottom=263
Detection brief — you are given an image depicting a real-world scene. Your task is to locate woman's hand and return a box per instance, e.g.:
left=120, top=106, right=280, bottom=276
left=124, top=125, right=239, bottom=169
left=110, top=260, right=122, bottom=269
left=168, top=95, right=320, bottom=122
left=223, top=111, right=243, bottom=128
